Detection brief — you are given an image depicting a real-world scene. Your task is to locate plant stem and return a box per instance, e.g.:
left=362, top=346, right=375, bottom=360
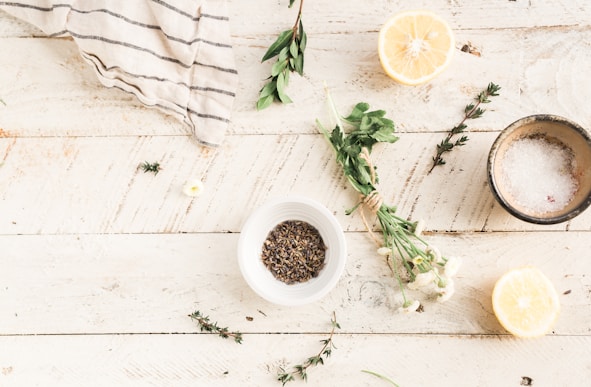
left=293, top=0, right=304, bottom=32
left=361, top=370, right=401, bottom=387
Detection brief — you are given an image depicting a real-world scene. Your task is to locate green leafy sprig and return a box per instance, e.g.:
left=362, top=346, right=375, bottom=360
left=140, top=161, right=161, bottom=175
left=317, top=88, right=459, bottom=310
left=277, top=311, right=340, bottom=385
left=188, top=311, right=243, bottom=344
left=429, top=82, right=501, bottom=173
left=257, top=0, right=307, bottom=110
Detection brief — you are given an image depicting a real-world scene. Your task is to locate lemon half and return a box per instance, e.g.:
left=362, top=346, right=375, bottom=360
left=492, top=267, right=560, bottom=338
left=378, top=10, right=455, bottom=85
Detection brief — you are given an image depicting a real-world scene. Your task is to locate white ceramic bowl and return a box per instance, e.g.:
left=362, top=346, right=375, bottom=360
left=237, top=196, right=347, bottom=306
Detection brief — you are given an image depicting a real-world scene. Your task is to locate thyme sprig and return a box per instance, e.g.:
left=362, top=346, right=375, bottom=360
left=188, top=311, right=243, bottom=344
left=429, top=82, right=501, bottom=173
left=317, top=88, right=460, bottom=310
left=257, top=0, right=307, bottom=110
left=140, top=161, right=161, bottom=175
left=277, top=311, right=340, bottom=385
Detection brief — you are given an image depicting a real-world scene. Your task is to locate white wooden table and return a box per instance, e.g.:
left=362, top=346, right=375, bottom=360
left=1, top=1, right=591, bottom=386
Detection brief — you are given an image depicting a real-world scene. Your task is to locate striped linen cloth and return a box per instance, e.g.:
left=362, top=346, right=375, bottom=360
left=0, top=0, right=238, bottom=146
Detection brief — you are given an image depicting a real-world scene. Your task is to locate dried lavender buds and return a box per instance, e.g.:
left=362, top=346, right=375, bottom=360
left=261, top=220, right=327, bottom=284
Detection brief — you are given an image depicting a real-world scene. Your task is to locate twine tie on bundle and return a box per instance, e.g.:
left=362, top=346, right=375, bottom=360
left=358, top=148, right=384, bottom=246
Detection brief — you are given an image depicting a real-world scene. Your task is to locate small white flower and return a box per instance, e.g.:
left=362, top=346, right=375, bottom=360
left=437, top=278, right=455, bottom=302
left=413, top=219, right=425, bottom=236
left=411, top=255, right=424, bottom=266
left=425, top=245, right=442, bottom=263
left=407, top=270, right=436, bottom=290
left=183, top=179, right=205, bottom=197
left=377, top=247, right=391, bottom=256
left=444, top=256, right=462, bottom=278
left=398, top=300, right=420, bottom=314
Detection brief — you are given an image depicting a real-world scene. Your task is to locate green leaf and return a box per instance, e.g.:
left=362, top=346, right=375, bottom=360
left=299, top=20, right=307, bottom=51
left=278, top=46, right=289, bottom=62
left=259, top=80, right=277, bottom=99
left=371, top=128, right=399, bottom=143
left=276, top=71, right=293, bottom=104
left=271, top=59, right=289, bottom=77
left=344, top=102, right=370, bottom=122
left=262, top=29, right=293, bottom=62
left=294, top=54, right=304, bottom=76
left=289, top=40, right=299, bottom=59
left=288, top=0, right=296, bottom=8
left=257, top=93, right=275, bottom=110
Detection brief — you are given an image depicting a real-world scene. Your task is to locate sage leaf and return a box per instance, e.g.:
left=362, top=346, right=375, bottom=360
left=257, top=93, right=275, bottom=111
left=294, top=54, right=304, bottom=76
left=259, top=80, right=277, bottom=99
left=276, top=72, right=293, bottom=104
left=262, top=29, right=293, bottom=62
left=271, top=59, right=288, bottom=77
left=290, top=40, right=299, bottom=59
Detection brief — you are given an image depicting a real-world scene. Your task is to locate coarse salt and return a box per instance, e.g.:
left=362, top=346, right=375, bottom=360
left=500, top=136, right=578, bottom=214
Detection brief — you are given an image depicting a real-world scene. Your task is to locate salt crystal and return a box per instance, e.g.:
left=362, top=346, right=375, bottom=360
left=500, top=136, right=578, bottom=214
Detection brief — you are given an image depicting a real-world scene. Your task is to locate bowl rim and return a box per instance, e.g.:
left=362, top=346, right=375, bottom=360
left=237, top=195, right=347, bottom=306
left=487, top=114, right=591, bottom=224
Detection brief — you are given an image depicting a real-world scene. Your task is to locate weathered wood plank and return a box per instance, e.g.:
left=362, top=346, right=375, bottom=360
left=2, top=134, right=590, bottom=235
left=1, top=232, right=589, bottom=335
left=0, top=333, right=589, bottom=386
left=229, top=0, right=591, bottom=33
left=2, top=0, right=589, bottom=37
left=1, top=27, right=590, bottom=137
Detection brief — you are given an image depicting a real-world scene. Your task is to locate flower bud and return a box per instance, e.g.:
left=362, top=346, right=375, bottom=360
left=444, top=256, right=462, bottom=277
left=377, top=247, right=391, bottom=256
left=425, top=245, right=442, bottom=263
left=398, top=299, right=420, bottom=314
left=413, top=219, right=425, bottom=236
left=408, top=270, right=436, bottom=290
left=183, top=179, right=205, bottom=197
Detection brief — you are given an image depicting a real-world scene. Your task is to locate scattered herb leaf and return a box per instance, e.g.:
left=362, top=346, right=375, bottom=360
left=140, top=161, right=161, bottom=175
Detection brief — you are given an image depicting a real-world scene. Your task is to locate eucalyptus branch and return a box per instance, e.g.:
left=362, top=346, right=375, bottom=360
left=139, top=161, right=161, bottom=175
left=428, top=82, right=501, bottom=173
left=277, top=311, right=340, bottom=385
left=257, top=0, right=307, bottom=110
left=188, top=311, right=243, bottom=344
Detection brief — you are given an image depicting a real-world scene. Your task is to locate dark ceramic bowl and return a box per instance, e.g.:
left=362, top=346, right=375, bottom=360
left=487, top=115, right=591, bottom=224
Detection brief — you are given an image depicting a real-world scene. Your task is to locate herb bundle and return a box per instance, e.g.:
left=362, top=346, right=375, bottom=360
left=317, top=89, right=461, bottom=311
left=257, top=0, right=307, bottom=110
left=429, top=82, right=501, bottom=173
left=277, top=311, right=339, bottom=385
left=188, top=311, right=243, bottom=344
